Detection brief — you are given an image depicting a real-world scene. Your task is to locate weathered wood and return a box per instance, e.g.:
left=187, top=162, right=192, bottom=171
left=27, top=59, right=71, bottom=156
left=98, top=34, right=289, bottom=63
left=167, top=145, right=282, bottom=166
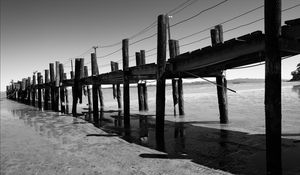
left=175, top=40, right=184, bottom=116
left=136, top=52, right=145, bottom=111
left=84, top=66, right=92, bottom=112
left=111, top=62, right=117, bottom=99
left=32, top=74, right=36, bottom=106
left=169, top=40, right=178, bottom=115
left=156, top=14, right=167, bottom=137
left=91, top=53, right=99, bottom=124
left=140, top=50, right=148, bottom=111
left=49, top=63, right=55, bottom=110
left=64, top=73, right=69, bottom=114
left=44, top=70, right=50, bottom=110
left=27, top=77, right=31, bottom=105
left=123, top=39, right=130, bottom=127
left=53, top=61, right=60, bottom=112
left=211, top=25, right=228, bottom=123
left=111, top=61, right=122, bottom=109
left=59, top=64, right=65, bottom=113
left=37, top=73, right=42, bottom=109
left=265, top=0, right=282, bottom=174
left=72, top=58, right=84, bottom=117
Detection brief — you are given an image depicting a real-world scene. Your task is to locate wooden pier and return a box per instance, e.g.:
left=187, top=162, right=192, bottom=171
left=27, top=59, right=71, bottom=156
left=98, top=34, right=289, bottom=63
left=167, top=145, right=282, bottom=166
left=5, top=1, right=300, bottom=174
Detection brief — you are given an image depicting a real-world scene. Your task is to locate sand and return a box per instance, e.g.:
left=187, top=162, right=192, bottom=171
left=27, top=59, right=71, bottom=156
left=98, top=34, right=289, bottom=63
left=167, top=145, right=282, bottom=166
left=0, top=98, right=231, bottom=175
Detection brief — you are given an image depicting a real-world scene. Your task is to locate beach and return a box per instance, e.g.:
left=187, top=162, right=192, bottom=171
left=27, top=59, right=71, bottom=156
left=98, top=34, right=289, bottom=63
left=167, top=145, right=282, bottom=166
left=1, top=80, right=300, bottom=174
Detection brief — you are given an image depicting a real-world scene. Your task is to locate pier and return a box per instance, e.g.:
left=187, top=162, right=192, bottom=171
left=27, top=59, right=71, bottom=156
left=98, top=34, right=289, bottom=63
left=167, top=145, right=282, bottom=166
left=5, top=0, right=300, bottom=174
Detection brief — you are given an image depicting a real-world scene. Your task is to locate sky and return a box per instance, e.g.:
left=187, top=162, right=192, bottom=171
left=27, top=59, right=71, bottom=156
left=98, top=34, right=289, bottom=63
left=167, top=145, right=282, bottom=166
left=1, top=0, right=299, bottom=91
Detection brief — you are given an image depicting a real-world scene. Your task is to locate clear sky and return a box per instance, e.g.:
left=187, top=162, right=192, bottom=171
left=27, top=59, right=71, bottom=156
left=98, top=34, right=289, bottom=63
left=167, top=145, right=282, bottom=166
left=1, top=0, right=299, bottom=91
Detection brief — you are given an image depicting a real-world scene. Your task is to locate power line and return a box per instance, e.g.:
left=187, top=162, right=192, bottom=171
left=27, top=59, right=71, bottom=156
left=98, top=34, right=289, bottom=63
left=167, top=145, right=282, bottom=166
left=168, top=0, right=199, bottom=16
left=179, top=3, right=300, bottom=48
left=170, top=0, right=228, bottom=27
left=178, top=4, right=264, bottom=41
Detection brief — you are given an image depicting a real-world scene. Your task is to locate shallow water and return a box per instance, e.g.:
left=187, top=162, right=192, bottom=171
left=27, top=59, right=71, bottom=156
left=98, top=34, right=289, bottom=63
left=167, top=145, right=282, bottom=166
left=79, top=81, right=300, bottom=175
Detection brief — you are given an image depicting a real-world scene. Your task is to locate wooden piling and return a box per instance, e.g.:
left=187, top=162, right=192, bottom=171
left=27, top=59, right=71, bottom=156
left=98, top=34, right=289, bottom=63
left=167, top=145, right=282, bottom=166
left=64, top=73, right=69, bottom=114
left=265, top=0, right=282, bottom=174
left=211, top=26, right=228, bottom=123
left=136, top=52, right=145, bottom=111
left=123, top=39, right=130, bottom=127
left=169, top=40, right=178, bottom=115
left=49, top=63, right=55, bottom=110
left=32, top=74, right=36, bottom=106
left=156, top=14, right=167, bottom=136
left=174, top=40, right=184, bottom=116
left=27, top=77, right=31, bottom=105
left=37, top=72, right=42, bottom=109
left=140, top=50, right=148, bottom=111
left=72, top=58, right=84, bottom=117
left=44, top=70, right=50, bottom=110
left=111, top=61, right=122, bottom=109
left=54, top=61, right=60, bottom=112
left=91, top=53, right=99, bottom=124
left=84, top=66, right=92, bottom=112
left=59, top=64, right=65, bottom=113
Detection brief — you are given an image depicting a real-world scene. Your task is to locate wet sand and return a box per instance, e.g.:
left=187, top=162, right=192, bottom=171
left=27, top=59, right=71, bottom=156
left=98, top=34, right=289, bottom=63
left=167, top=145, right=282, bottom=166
left=0, top=98, right=230, bottom=175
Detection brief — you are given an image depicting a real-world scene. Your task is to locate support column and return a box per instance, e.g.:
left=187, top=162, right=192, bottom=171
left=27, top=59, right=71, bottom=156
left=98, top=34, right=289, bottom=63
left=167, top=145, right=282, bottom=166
left=44, top=70, right=50, bottom=110
left=156, top=14, right=167, bottom=139
left=123, top=39, right=130, bottom=128
left=91, top=53, right=99, bottom=124
left=211, top=25, right=228, bottom=123
left=265, top=0, right=282, bottom=174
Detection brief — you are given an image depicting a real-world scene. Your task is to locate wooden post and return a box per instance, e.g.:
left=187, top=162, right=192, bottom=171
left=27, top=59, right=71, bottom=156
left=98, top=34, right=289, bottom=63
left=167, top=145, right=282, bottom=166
left=136, top=52, right=145, bottom=111
left=49, top=63, right=55, bottom=110
left=54, top=61, right=60, bottom=112
left=84, top=66, right=92, bottom=112
left=169, top=40, right=178, bottom=115
left=123, top=39, right=130, bottom=127
left=37, top=72, right=42, bottom=109
left=265, top=0, right=282, bottom=174
left=175, top=40, right=184, bottom=116
left=32, top=74, right=36, bottom=106
left=111, top=62, right=117, bottom=99
left=64, top=73, right=69, bottom=114
left=156, top=14, right=167, bottom=137
left=44, top=70, right=50, bottom=110
left=59, top=64, right=65, bottom=113
left=211, top=26, right=228, bottom=123
left=111, top=61, right=122, bottom=109
left=72, top=58, right=84, bottom=117
left=140, top=50, right=148, bottom=111
left=91, top=53, right=99, bottom=124
left=27, top=77, right=31, bottom=105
